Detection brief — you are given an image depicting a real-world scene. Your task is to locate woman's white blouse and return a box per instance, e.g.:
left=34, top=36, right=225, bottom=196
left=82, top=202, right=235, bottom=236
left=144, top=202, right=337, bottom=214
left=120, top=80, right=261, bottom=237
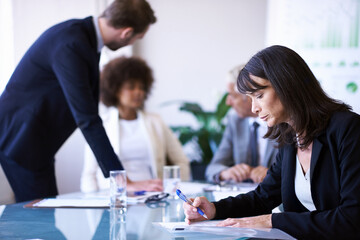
left=119, top=118, right=153, bottom=181
left=80, top=107, right=190, bottom=193
left=294, top=155, right=316, bottom=211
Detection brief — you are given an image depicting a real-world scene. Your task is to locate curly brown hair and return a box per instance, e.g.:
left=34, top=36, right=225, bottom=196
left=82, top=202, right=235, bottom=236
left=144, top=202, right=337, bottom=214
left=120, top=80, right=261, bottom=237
left=100, top=56, right=154, bottom=107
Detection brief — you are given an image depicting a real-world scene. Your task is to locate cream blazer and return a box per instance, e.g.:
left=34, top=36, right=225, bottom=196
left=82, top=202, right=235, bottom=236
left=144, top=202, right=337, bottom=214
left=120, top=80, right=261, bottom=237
left=80, top=107, right=190, bottom=193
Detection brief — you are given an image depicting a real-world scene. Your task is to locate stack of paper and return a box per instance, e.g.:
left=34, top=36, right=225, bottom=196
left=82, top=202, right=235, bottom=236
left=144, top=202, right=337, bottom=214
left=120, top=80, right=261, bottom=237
left=153, top=220, right=295, bottom=239
left=31, top=198, right=109, bottom=208
left=24, top=191, right=163, bottom=208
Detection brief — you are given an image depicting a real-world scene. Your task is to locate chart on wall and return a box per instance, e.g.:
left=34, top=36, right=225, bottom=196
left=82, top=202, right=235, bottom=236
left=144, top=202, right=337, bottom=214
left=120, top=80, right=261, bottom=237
left=267, top=0, right=360, bottom=114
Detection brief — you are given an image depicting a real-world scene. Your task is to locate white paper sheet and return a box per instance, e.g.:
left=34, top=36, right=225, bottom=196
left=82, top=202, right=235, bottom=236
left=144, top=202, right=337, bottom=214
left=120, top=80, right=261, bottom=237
left=0, top=205, right=6, bottom=217
left=212, top=191, right=248, bottom=202
left=31, top=191, right=163, bottom=208
left=178, top=182, right=212, bottom=195
left=33, top=198, right=109, bottom=208
left=153, top=220, right=295, bottom=239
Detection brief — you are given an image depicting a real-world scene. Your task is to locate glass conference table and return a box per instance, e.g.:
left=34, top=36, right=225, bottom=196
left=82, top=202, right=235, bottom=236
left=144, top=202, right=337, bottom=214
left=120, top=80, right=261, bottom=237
left=0, top=182, right=294, bottom=240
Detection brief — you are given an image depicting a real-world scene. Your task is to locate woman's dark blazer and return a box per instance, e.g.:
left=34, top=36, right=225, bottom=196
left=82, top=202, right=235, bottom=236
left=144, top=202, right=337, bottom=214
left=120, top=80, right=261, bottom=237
left=213, top=111, right=360, bottom=239
left=0, top=17, right=122, bottom=202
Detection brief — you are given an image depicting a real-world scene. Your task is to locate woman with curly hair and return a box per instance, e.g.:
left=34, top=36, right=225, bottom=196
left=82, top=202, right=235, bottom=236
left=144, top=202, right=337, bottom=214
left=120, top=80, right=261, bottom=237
left=81, top=56, right=190, bottom=193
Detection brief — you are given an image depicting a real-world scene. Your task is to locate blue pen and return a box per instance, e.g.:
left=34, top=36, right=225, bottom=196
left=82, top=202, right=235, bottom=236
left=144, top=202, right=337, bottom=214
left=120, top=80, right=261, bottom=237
left=176, top=189, right=208, bottom=219
left=134, top=190, right=146, bottom=196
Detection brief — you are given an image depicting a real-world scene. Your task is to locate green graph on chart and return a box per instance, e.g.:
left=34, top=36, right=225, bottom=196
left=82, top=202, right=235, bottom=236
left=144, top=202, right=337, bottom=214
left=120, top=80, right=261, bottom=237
left=320, top=1, right=359, bottom=48
left=296, top=0, right=360, bottom=49
left=268, top=0, right=360, bottom=113
left=349, top=0, right=360, bottom=47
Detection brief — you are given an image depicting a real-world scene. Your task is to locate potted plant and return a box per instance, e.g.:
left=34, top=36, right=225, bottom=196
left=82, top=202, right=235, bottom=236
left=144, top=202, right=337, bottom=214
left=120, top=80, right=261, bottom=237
left=166, top=93, right=231, bottom=180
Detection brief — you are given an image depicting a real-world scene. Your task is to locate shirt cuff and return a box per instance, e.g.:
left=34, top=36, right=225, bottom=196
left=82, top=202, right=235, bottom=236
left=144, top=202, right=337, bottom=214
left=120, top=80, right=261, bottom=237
left=213, top=172, right=222, bottom=184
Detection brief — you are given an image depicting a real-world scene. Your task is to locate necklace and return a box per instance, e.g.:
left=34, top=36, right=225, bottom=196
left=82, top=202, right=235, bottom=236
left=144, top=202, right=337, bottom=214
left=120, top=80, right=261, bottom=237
left=296, top=133, right=305, bottom=148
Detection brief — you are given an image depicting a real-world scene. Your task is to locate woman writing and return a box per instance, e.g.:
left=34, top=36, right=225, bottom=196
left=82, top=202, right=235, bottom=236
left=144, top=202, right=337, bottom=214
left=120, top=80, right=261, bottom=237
left=183, top=45, right=360, bottom=239
left=81, top=56, right=190, bottom=193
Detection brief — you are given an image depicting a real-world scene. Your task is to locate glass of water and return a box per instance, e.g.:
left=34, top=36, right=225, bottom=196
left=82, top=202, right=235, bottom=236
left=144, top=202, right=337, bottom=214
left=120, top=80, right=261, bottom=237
left=110, top=170, right=127, bottom=212
left=163, top=166, right=180, bottom=199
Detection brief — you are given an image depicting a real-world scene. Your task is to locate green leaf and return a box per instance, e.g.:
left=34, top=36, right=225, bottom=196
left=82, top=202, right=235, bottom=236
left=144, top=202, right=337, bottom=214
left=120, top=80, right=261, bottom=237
left=346, top=82, right=358, bottom=93
left=179, top=102, right=209, bottom=127
left=163, top=92, right=230, bottom=165
left=179, top=102, right=203, bottom=113
left=197, top=129, right=213, bottom=164
left=170, top=126, right=196, bottom=145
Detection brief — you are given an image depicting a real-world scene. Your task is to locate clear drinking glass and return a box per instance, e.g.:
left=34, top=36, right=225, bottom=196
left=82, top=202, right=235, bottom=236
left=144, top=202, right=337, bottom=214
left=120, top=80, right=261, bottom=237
left=163, top=166, right=180, bottom=199
left=110, top=170, right=127, bottom=212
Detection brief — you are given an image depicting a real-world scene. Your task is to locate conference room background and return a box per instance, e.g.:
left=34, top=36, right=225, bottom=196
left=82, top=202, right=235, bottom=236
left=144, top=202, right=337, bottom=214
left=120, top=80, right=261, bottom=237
left=0, top=0, right=358, bottom=204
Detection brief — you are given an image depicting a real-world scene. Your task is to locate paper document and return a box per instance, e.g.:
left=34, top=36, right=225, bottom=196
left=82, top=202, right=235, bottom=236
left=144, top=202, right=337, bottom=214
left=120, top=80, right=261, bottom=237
left=203, top=183, right=258, bottom=201
left=153, top=220, right=295, bottom=239
left=178, top=182, right=212, bottom=195
left=204, top=182, right=258, bottom=192
left=81, top=191, right=162, bottom=203
left=30, top=198, right=109, bottom=208
left=24, top=191, right=162, bottom=208
left=212, top=191, right=248, bottom=201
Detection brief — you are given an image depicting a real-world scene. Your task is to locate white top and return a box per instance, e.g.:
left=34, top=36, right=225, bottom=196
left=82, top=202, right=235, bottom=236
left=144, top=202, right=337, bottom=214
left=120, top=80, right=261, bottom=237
left=119, top=118, right=153, bottom=181
left=80, top=106, right=190, bottom=193
left=248, top=117, right=267, bottom=166
left=294, top=155, right=316, bottom=211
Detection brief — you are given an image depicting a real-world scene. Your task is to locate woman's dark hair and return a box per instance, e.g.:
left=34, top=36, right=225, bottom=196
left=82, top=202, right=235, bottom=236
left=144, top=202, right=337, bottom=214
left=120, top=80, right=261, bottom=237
left=100, top=56, right=154, bottom=107
left=237, top=45, right=351, bottom=149
left=101, top=0, right=156, bottom=34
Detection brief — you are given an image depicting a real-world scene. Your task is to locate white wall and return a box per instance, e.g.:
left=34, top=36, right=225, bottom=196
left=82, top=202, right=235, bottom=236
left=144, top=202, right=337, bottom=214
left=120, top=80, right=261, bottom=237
left=0, top=0, right=14, bottom=94
left=135, top=0, right=267, bottom=127
left=11, top=0, right=104, bottom=65
left=0, top=0, right=267, bottom=198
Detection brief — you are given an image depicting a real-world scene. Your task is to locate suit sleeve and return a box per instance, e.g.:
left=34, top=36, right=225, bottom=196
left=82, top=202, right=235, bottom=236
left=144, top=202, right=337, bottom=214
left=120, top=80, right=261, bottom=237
left=52, top=41, right=122, bottom=177
left=205, top=116, right=235, bottom=182
left=213, top=150, right=282, bottom=219
left=272, top=114, right=360, bottom=239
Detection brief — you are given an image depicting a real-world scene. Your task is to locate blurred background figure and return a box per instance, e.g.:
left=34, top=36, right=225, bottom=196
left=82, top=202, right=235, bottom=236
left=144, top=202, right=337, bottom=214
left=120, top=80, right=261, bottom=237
left=206, top=65, right=278, bottom=183
left=81, top=56, right=190, bottom=193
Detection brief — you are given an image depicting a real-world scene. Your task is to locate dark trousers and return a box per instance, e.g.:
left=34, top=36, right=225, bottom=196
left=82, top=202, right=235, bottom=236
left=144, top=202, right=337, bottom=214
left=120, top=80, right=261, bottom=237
left=0, top=151, right=58, bottom=202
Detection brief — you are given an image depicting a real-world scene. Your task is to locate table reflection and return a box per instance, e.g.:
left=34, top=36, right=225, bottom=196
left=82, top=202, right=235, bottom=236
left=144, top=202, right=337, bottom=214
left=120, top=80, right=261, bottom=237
left=110, top=208, right=126, bottom=240
left=0, top=204, right=67, bottom=239
left=54, top=198, right=184, bottom=239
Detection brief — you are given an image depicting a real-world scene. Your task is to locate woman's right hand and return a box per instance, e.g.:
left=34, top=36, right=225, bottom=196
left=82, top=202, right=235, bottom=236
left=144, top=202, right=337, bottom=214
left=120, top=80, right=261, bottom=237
left=183, top=196, right=216, bottom=224
left=127, top=178, right=163, bottom=192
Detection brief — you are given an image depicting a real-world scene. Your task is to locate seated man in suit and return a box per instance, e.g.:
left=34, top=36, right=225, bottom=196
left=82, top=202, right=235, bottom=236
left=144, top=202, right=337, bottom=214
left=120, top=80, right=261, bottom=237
left=206, top=66, right=278, bottom=183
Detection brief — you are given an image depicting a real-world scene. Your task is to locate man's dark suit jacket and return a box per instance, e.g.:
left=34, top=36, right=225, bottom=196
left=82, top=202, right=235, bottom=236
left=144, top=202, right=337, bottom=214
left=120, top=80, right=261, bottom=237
left=213, top=111, right=360, bottom=239
left=0, top=17, right=123, bottom=202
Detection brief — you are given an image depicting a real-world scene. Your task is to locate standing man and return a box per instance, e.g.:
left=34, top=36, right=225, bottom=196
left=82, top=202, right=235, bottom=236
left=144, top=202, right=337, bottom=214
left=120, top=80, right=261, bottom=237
left=206, top=66, right=278, bottom=183
left=0, top=0, right=156, bottom=202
